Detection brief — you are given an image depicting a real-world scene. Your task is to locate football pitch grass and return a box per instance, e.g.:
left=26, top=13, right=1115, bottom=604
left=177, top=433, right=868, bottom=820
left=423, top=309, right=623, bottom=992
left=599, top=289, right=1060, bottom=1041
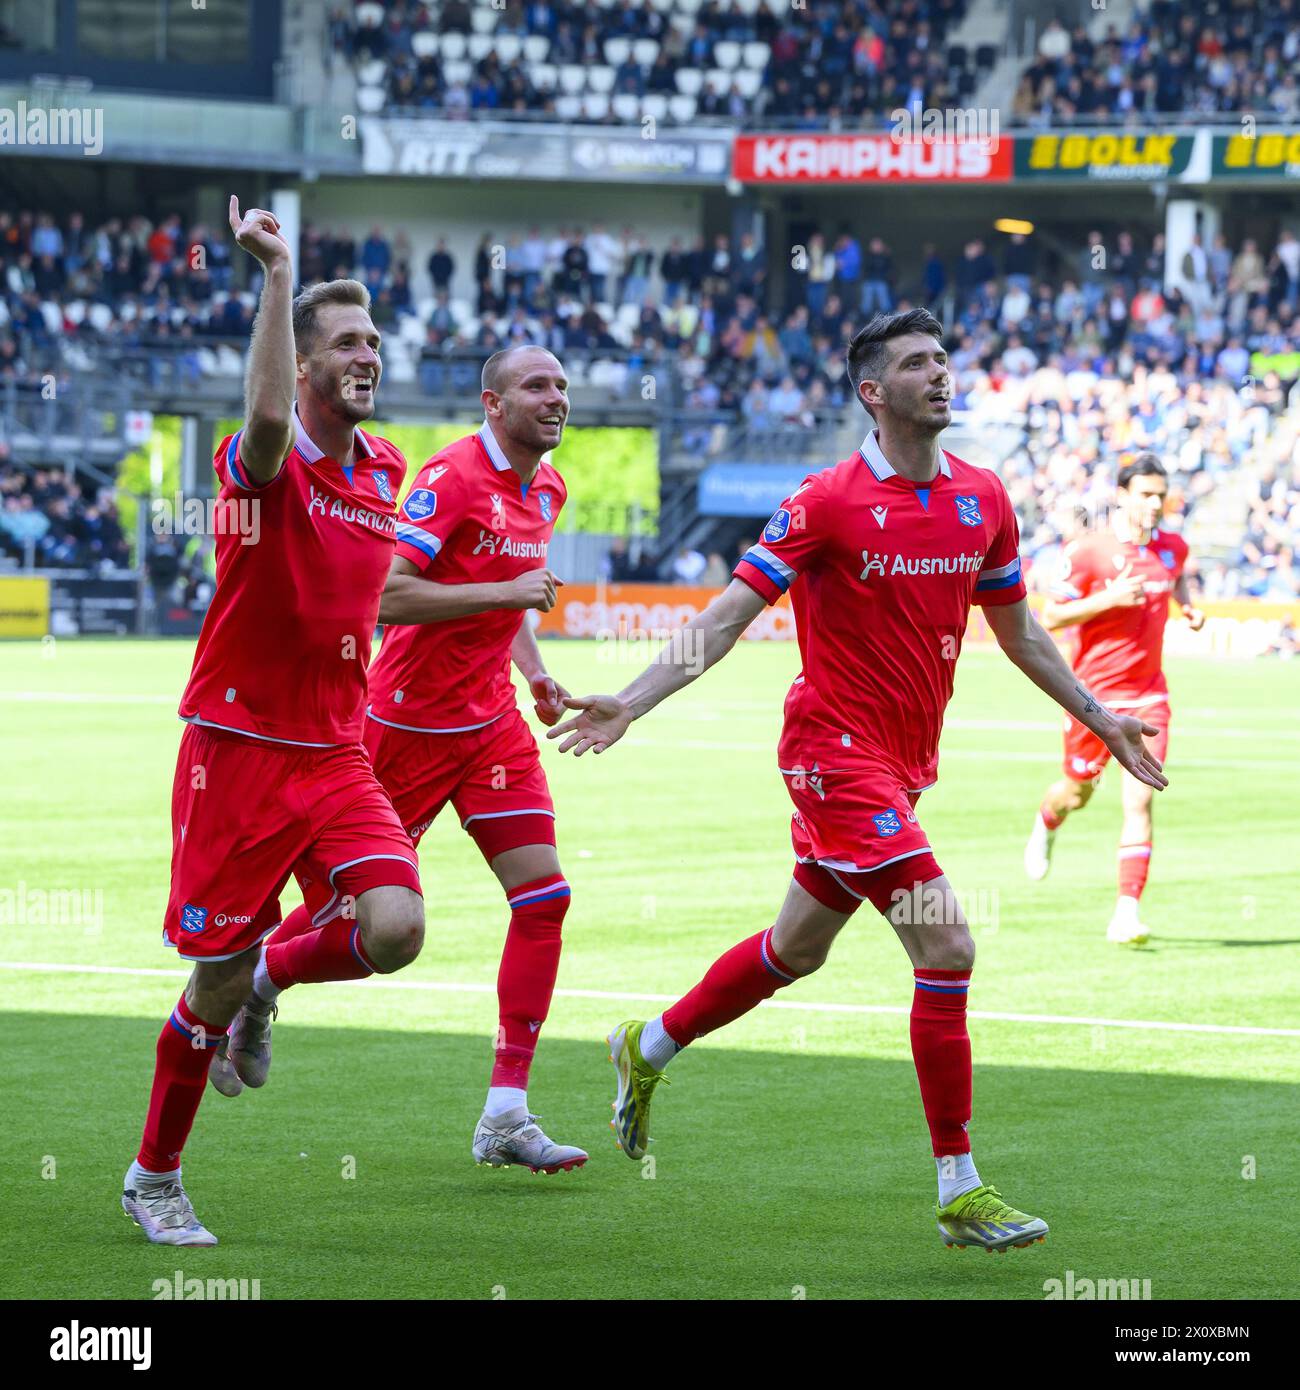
left=1, top=638, right=1297, bottom=1301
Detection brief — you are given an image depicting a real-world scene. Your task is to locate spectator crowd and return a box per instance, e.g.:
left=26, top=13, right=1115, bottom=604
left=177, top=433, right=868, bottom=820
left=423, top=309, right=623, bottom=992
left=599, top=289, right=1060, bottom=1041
left=334, top=0, right=976, bottom=127
left=1016, top=2, right=1300, bottom=123
left=2, top=200, right=1299, bottom=598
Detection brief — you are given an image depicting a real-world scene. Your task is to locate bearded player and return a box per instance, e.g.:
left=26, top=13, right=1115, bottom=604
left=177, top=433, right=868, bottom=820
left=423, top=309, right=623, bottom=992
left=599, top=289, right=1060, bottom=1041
left=548, top=310, right=1167, bottom=1251
left=244, top=344, right=586, bottom=1175
left=122, top=200, right=426, bottom=1247
left=1023, top=454, right=1204, bottom=945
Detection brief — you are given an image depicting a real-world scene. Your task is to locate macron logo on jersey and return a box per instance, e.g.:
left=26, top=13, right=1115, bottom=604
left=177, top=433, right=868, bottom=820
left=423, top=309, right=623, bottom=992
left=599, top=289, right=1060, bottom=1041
left=860, top=550, right=985, bottom=581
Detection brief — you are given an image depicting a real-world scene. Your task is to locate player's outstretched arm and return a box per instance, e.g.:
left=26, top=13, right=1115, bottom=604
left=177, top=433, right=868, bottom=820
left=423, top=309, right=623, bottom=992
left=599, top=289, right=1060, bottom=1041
left=985, top=598, right=1169, bottom=791
left=379, top=558, right=562, bottom=625
left=547, top=578, right=766, bottom=756
left=229, top=195, right=295, bottom=484
left=1173, top=573, right=1206, bottom=631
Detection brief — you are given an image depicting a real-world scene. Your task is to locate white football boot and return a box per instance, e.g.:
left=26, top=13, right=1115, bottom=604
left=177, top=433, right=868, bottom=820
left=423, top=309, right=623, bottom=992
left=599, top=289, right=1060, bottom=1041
left=472, top=1107, right=588, bottom=1174
left=1106, top=895, right=1150, bottom=946
left=122, top=1161, right=218, bottom=1246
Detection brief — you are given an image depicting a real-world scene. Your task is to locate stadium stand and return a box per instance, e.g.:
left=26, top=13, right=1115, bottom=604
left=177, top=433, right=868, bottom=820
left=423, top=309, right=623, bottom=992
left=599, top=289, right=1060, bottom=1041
left=331, top=0, right=976, bottom=125
left=2, top=196, right=1297, bottom=589
left=1012, top=0, right=1300, bottom=123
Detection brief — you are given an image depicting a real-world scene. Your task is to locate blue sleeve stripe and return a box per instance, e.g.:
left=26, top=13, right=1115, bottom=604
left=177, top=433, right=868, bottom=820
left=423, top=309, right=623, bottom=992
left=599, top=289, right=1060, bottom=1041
left=226, top=430, right=249, bottom=489
left=739, top=552, right=793, bottom=593
left=396, top=527, right=442, bottom=563
left=976, top=567, right=1023, bottom=591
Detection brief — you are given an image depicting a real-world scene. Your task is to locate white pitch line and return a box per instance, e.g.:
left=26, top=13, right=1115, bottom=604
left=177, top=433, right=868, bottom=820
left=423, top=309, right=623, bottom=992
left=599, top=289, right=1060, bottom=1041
left=1, top=961, right=1295, bottom=1038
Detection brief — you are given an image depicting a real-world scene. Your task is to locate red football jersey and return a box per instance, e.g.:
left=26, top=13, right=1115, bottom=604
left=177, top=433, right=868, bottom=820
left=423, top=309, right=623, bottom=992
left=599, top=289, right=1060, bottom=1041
left=1051, top=527, right=1188, bottom=696
left=367, top=424, right=567, bottom=732
left=734, top=429, right=1026, bottom=791
left=178, top=410, right=406, bottom=746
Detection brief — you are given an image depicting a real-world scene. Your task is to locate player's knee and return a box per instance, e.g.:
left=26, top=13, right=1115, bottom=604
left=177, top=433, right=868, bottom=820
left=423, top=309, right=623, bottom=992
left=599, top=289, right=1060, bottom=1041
left=777, top=938, right=830, bottom=975
left=1067, top=780, right=1095, bottom=810
left=359, top=891, right=425, bottom=973
left=916, top=926, right=975, bottom=972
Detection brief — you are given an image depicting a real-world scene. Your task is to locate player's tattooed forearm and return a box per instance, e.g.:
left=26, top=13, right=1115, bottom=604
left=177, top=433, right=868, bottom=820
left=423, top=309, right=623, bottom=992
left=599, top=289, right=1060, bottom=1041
left=1075, top=684, right=1100, bottom=715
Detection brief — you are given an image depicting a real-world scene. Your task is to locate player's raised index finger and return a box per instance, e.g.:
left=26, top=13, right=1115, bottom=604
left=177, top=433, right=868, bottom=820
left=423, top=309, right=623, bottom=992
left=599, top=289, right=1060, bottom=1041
left=228, top=194, right=241, bottom=231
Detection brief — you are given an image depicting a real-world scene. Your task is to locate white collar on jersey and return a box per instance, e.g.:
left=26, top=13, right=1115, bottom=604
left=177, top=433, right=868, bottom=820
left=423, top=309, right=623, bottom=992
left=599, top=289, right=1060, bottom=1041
left=860, top=428, right=951, bottom=481
left=292, top=405, right=375, bottom=463
left=478, top=421, right=513, bottom=472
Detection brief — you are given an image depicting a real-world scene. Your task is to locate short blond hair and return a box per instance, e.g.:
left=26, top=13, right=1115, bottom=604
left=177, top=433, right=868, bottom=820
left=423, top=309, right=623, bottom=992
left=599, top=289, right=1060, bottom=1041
left=292, top=278, right=371, bottom=354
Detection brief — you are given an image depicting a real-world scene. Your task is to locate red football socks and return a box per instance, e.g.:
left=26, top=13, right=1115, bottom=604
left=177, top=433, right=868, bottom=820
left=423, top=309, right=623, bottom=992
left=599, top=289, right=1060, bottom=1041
left=491, top=875, right=570, bottom=1089
left=1118, top=842, right=1152, bottom=900
left=266, top=902, right=317, bottom=947
left=265, top=919, right=376, bottom=989
left=1039, top=800, right=1065, bottom=832
left=910, top=969, right=973, bottom=1157
left=662, top=927, right=798, bottom=1046
left=137, top=995, right=223, bottom=1173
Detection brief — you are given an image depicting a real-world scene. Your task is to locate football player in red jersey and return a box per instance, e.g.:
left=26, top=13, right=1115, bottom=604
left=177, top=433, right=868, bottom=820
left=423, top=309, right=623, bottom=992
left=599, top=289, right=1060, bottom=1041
left=122, top=199, right=425, bottom=1247
left=548, top=310, right=1167, bottom=1251
left=1024, top=454, right=1205, bottom=945
left=262, top=344, right=587, bottom=1175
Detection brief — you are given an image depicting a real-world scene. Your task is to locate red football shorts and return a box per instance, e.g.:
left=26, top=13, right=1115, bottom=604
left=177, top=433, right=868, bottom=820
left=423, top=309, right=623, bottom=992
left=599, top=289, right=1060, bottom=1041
left=363, top=707, right=555, bottom=860
left=164, top=724, right=420, bottom=960
left=783, top=758, right=934, bottom=875
left=1062, top=694, right=1170, bottom=783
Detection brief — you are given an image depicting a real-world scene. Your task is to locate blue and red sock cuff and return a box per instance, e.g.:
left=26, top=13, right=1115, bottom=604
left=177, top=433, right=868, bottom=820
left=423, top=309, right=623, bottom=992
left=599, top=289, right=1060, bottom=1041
left=913, top=968, right=971, bottom=996
left=167, top=994, right=223, bottom=1049
left=506, top=873, right=571, bottom=913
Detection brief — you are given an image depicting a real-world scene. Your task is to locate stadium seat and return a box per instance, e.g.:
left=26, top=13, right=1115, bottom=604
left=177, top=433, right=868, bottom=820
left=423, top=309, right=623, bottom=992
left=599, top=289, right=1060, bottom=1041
left=677, top=0, right=704, bottom=12
left=355, top=2, right=384, bottom=29
left=215, top=345, right=244, bottom=376
left=604, top=38, right=631, bottom=67
left=554, top=94, right=583, bottom=120
left=641, top=93, right=669, bottom=122
left=733, top=69, right=763, bottom=99
left=523, top=35, right=550, bottom=63
left=948, top=44, right=968, bottom=70
left=470, top=9, right=496, bottom=34
left=583, top=92, right=611, bottom=120
left=713, top=41, right=741, bottom=70
left=733, top=0, right=763, bottom=13
left=705, top=68, right=734, bottom=94
left=975, top=43, right=998, bottom=70
left=611, top=93, right=640, bottom=122
left=742, top=42, right=771, bottom=70
left=357, top=59, right=386, bottom=87
left=411, top=33, right=439, bottom=59
left=399, top=314, right=425, bottom=346
left=669, top=94, right=698, bottom=123
left=529, top=63, right=558, bottom=91
left=63, top=299, right=85, bottom=325
left=587, top=65, right=616, bottom=94
left=439, top=32, right=467, bottom=60
left=632, top=38, right=660, bottom=67
left=674, top=67, right=704, bottom=96
left=468, top=34, right=495, bottom=61
left=647, top=0, right=675, bottom=10
left=356, top=86, right=387, bottom=113
left=668, top=15, right=695, bottom=39
left=957, top=69, right=977, bottom=97
left=495, top=35, right=522, bottom=64
left=558, top=65, right=587, bottom=94
left=442, top=59, right=472, bottom=85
